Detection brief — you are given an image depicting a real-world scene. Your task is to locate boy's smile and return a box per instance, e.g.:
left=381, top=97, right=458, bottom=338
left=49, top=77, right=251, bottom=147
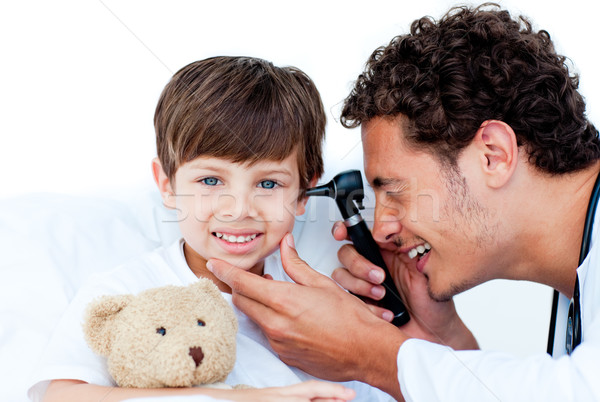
left=155, top=152, right=308, bottom=287
left=212, top=230, right=262, bottom=255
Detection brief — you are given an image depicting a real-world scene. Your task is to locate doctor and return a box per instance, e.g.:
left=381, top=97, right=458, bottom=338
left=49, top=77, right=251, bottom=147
left=208, top=4, right=600, bottom=401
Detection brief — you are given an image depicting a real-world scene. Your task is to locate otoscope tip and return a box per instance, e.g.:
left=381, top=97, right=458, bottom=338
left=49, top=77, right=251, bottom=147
left=305, top=185, right=332, bottom=198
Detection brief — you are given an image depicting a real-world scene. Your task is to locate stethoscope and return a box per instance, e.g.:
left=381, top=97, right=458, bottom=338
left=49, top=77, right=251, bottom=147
left=547, top=171, right=600, bottom=355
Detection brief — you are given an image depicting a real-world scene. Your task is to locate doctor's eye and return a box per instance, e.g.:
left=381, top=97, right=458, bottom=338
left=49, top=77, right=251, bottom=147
left=156, top=327, right=166, bottom=336
left=200, top=177, right=221, bottom=186
left=258, top=180, right=278, bottom=189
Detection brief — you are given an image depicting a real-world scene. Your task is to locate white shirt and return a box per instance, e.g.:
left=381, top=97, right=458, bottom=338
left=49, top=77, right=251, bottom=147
left=396, top=205, right=600, bottom=401
left=28, top=239, right=393, bottom=402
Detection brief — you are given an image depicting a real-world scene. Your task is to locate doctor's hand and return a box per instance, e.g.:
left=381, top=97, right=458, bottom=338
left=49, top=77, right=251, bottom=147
left=331, top=222, right=479, bottom=351
left=207, top=233, right=406, bottom=401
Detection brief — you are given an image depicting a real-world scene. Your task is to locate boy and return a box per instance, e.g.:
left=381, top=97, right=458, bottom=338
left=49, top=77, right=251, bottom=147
left=29, top=57, right=391, bottom=401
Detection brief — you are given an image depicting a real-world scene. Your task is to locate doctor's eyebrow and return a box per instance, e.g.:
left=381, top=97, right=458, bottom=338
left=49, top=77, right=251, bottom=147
left=372, top=177, right=408, bottom=190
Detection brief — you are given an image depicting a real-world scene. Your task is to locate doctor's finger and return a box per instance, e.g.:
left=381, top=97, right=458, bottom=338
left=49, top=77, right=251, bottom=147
left=331, top=267, right=385, bottom=300
left=230, top=290, right=287, bottom=328
left=280, top=233, right=337, bottom=288
left=207, top=258, right=289, bottom=304
left=337, top=243, right=385, bottom=285
left=331, top=267, right=393, bottom=321
left=331, top=221, right=350, bottom=241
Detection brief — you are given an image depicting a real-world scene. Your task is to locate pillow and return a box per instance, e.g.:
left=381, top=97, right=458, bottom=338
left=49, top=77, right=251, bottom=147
left=0, top=191, right=178, bottom=401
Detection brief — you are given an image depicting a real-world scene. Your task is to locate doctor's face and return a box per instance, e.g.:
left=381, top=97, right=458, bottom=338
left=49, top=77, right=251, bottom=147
left=362, top=116, right=497, bottom=301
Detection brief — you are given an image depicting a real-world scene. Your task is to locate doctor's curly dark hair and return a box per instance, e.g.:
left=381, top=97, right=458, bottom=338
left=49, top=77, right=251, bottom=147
left=341, top=3, right=600, bottom=173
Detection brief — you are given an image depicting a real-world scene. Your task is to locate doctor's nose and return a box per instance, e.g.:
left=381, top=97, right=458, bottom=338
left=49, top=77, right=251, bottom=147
left=372, top=203, right=403, bottom=245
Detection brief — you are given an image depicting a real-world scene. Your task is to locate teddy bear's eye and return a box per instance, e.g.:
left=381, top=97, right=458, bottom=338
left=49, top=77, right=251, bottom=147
left=156, top=327, right=166, bottom=336
left=197, top=320, right=205, bottom=327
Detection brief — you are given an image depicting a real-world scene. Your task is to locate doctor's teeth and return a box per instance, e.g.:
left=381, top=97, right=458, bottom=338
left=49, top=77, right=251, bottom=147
left=408, top=243, right=432, bottom=259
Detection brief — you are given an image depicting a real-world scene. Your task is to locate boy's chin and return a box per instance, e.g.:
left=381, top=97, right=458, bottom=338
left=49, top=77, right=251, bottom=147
left=218, top=256, right=264, bottom=273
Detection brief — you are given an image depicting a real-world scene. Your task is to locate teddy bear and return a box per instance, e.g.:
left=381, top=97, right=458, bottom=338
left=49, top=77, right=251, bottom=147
left=83, top=279, right=240, bottom=389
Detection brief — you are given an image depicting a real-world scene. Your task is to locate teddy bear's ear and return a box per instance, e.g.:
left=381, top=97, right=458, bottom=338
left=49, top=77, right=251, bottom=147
left=83, top=294, right=133, bottom=356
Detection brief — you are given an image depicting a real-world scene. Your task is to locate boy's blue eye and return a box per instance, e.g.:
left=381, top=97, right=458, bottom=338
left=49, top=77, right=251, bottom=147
left=201, top=177, right=220, bottom=186
left=258, top=180, right=277, bottom=189
left=156, top=327, right=166, bottom=336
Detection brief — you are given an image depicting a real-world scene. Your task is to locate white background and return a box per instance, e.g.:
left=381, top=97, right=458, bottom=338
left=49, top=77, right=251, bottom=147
left=2, top=0, right=598, bottom=357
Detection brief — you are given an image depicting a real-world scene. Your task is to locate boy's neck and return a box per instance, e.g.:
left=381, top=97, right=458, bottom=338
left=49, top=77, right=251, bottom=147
left=182, top=242, right=264, bottom=294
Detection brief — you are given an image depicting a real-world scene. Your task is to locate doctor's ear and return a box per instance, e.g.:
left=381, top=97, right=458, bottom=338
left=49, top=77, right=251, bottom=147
left=151, top=157, right=176, bottom=209
left=474, top=120, right=519, bottom=188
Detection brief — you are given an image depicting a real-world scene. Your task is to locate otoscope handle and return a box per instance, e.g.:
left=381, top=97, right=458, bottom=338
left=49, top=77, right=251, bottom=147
left=345, top=217, right=410, bottom=326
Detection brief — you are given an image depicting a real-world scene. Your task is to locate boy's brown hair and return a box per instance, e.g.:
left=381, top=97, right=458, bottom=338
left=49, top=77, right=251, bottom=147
left=154, top=56, right=326, bottom=195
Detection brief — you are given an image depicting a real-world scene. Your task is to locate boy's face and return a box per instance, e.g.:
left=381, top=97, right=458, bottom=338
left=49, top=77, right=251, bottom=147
left=158, top=152, right=308, bottom=273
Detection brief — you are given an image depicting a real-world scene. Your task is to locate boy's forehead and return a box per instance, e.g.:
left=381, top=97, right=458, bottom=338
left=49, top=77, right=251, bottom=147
left=182, top=153, right=299, bottom=173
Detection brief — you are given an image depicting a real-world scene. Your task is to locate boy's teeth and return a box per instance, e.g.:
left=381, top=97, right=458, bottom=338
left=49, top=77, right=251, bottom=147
left=215, top=232, right=257, bottom=243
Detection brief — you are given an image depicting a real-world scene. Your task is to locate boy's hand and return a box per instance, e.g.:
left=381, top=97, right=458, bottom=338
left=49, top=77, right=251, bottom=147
left=226, top=380, right=356, bottom=402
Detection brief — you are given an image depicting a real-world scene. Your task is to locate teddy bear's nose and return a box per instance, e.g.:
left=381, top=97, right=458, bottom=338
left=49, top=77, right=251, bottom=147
left=189, top=346, right=204, bottom=367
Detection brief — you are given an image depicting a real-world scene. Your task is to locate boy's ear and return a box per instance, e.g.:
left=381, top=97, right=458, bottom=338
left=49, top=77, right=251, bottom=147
left=296, top=176, right=319, bottom=216
left=473, top=120, right=519, bottom=188
left=152, top=157, right=176, bottom=209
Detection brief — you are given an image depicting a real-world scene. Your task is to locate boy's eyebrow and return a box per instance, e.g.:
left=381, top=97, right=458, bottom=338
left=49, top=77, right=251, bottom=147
left=186, top=162, right=226, bottom=171
left=253, top=167, right=294, bottom=177
left=186, top=160, right=294, bottom=177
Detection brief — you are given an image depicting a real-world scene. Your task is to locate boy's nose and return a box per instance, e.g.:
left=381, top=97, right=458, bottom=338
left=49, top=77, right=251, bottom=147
left=215, top=191, right=258, bottom=221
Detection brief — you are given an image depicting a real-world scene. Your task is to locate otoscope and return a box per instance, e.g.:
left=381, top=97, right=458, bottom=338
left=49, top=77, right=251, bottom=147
left=306, top=170, right=410, bottom=326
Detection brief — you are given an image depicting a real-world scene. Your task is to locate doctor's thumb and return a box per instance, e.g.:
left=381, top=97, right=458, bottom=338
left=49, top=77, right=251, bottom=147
left=284, top=232, right=295, bottom=249
left=280, top=233, right=326, bottom=286
left=280, top=233, right=308, bottom=277
left=206, top=258, right=235, bottom=282
left=280, top=233, right=299, bottom=262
